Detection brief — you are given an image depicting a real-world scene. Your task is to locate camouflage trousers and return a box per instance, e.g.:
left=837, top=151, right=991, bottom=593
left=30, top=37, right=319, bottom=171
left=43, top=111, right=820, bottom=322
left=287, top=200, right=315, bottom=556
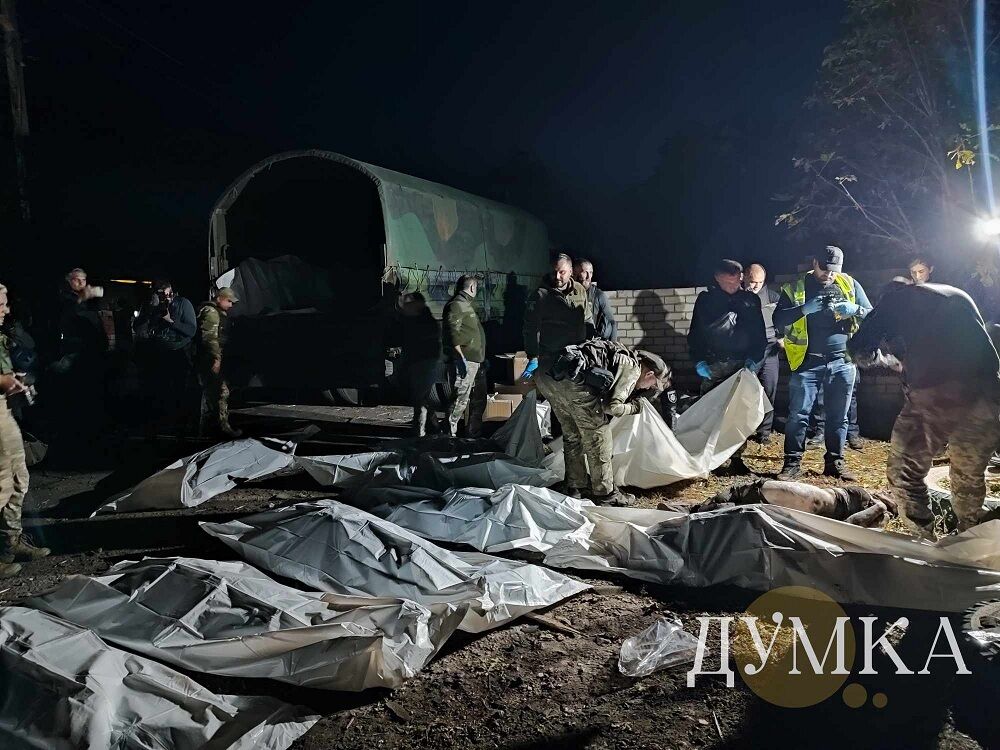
left=199, top=369, right=232, bottom=434
left=0, top=404, right=27, bottom=544
left=448, top=360, right=487, bottom=438
left=536, top=371, right=614, bottom=495
left=888, top=382, right=1000, bottom=533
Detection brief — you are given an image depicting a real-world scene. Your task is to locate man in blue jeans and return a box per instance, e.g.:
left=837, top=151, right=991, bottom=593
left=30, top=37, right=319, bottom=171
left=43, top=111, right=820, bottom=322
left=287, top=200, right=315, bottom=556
left=773, top=246, right=873, bottom=481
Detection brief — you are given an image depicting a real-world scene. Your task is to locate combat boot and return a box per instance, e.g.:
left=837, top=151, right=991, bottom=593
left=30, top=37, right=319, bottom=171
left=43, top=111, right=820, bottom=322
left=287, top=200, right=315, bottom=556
left=823, top=459, right=858, bottom=482
left=0, top=561, right=21, bottom=578
left=219, top=422, right=244, bottom=439
left=777, top=462, right=802, bottom=481
left=591, top=489, right=637, bottom=507
left=4, top=534, right=50, bottom=562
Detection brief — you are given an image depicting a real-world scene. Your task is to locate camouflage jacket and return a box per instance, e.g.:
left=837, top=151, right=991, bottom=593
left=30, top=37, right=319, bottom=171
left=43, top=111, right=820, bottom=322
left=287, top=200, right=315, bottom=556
left=443, top=290, right=485, bottom=363
left=552, top=339, right=643, bottom=418
left=196, top=303, right=228, bottom=361
left=0, top=331, right=11, bottom=376
left=523, top=278, right=593, bottom=362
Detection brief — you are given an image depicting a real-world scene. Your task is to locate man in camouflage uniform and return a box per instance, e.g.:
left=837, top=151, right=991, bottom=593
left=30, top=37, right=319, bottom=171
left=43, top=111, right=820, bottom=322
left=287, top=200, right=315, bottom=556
left=849, top=281, right=1000, bottom=535
left=0, top=283, right=50, bottom=578
left=443, top=274, right=487, bottom=437
left=546, top=339, right=670, bottom=505
left=197, top=287, right=241, bottom=438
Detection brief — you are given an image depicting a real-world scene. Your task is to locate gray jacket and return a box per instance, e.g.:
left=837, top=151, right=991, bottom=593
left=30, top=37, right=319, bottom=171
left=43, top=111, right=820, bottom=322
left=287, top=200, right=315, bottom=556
left=587, top=284, right=617, bottom=340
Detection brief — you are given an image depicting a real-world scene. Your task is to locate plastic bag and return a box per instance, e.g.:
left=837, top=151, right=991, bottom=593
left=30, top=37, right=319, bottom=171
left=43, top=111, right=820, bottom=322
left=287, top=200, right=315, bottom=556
left=618, top=616, right=700, bottom=677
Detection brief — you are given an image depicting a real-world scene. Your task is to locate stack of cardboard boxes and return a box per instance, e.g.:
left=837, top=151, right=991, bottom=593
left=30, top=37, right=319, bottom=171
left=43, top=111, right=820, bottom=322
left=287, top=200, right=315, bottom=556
left=484, top=351, right=535, bottom=422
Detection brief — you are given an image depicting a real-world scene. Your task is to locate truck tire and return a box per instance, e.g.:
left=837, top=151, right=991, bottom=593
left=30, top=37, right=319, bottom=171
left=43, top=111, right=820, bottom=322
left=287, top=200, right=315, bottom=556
left=320, top=388, right=363, bottom=406
left=429, top=381, right=452, bottom=410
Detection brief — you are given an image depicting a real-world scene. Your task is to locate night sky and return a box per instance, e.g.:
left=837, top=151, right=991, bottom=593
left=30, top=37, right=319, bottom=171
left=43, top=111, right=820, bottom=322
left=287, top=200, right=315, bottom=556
left=11, top=0, right=845, bottom=292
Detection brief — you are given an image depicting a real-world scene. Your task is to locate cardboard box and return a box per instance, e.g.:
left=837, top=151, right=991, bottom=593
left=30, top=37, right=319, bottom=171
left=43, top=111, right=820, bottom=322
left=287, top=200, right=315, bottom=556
left=483, top=392, right=524, bottom=422
left=495, top=351, right=529, bottom=384
left=494, top=381, right=535, bottom=396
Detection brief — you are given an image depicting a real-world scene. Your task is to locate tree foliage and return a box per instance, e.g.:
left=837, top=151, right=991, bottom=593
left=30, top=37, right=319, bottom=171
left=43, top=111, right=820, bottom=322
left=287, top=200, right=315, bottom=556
left=776, top=0, right=1000, bottom=265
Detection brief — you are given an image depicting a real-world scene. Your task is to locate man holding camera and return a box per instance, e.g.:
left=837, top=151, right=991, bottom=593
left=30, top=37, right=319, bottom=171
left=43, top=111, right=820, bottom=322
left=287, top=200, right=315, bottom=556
left=773, top=246, right=872, bottom=481
left=0, top=283, right=50, bottom=578
left=136, top=280, right=197, bottom=430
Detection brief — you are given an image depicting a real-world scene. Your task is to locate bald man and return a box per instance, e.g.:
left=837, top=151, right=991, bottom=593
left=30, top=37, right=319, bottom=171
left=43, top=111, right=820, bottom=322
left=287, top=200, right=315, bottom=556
left=743, top=263, right=782, bottom=443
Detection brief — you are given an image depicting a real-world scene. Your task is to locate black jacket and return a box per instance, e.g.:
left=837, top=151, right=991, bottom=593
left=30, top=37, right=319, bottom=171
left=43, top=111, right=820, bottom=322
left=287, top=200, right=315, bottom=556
left=687, top=286, right=768, bottom=364
left=587, top=284, right=617, bottom=340
left=400, top=308, right=442, bottom=364
left=848, top=282, right=1000, bottom=389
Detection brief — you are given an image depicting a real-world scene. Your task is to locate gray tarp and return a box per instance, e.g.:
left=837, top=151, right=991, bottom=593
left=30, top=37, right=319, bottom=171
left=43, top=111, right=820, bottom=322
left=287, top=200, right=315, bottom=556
left=94, top=438, right=298, bottom=515
left=29, top=557, right=465, bottom=691
left=0, top=606, right=318, bottom=750
left=542, top=504, right=1000, bottom=613
left=200, top=500, right=588, bottom=633
left=350, top=483, right=595, bottom=554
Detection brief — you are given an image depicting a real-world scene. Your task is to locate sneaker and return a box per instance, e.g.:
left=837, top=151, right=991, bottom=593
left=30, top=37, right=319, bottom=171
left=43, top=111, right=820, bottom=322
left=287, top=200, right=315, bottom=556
left=847, top=435, right=864, bottom=451
left=591, top=490, right=637, bottom=507
left=777, top=463, right=802, bottom=480
left=0, top=561, right=21, bottom=578
left=6, top=534, right=51, bottom=562
left=824, top=460, right=858, bottom=482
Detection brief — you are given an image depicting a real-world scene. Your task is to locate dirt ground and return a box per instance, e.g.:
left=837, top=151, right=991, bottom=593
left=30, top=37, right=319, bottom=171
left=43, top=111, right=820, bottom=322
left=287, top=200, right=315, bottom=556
left=5, top=430, right=992, bottom=750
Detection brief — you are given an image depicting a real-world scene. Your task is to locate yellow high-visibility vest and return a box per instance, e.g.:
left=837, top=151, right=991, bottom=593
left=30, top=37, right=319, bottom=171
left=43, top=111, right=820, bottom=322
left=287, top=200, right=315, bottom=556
left=780, top=272, right=858, bottom=372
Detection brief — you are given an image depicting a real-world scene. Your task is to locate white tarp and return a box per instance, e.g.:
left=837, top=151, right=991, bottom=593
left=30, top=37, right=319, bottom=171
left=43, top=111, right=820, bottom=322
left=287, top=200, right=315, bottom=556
left=544, top=369, right=767, bottom=488
left=94, top=438, right=298, bottom=515
left=543, top=504, right=1000, bottom=613
left=29, top=557, right=465, bottom=691
left=200, top=500, right=589, bottom=633
left=0, top=606, right=318, bottom=750
left=351, top=483, right=596, bottom=554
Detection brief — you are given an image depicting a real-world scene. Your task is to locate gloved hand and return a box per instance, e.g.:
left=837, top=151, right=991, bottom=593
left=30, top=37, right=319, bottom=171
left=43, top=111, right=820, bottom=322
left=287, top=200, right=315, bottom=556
left=802, top=296, right=826, bottom=315
left=455, top=357, right=468, bottom=379
left=521, top=358, right=538, bottom=380
left=831, top=300, right=860, bottom=318
left=695, top=360, right=712, bottom=379
left=744, top=357, right=762, bottom=373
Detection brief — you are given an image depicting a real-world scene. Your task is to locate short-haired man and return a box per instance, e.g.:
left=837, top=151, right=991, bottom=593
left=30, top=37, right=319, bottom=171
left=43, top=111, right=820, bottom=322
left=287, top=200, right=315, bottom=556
left=909, top=256, right=935, bottom=285
left=773, top=246, right=872, bottom=481
left=0, top=282, right=50, bottom=577
left=196, top=287, right=241, bottom=438
left=743, top=263, right=782, bottom=444
left=573, top=258, right=617, bottom=340
left=687, top=258, right=768, bottom=474
left=443, top=274, right=487, bottom=437
left=547, top=339, right=671, bottom=505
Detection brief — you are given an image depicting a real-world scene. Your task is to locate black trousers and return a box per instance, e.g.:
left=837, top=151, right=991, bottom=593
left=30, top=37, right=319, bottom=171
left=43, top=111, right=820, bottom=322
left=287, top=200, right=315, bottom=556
left=755, top=349, right=780, bottom=437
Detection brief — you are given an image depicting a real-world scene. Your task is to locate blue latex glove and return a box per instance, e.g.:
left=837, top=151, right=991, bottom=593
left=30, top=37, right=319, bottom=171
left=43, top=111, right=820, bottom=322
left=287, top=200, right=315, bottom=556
left=695, top=360, right=711, bottom=379
left=520, top=358, right=538, bottom=380
left=455, top=357, right=468, bottom=379
left=744, top=357, right=762, bottom=373
left=831, top=300, right=860, bottom=318
left=801, top=296, right=826, bottom=316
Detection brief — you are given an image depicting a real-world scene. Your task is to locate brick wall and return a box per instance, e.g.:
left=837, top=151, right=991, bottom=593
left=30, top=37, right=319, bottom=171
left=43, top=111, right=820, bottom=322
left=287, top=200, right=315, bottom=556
left=606, top=287, right=905, bottom=439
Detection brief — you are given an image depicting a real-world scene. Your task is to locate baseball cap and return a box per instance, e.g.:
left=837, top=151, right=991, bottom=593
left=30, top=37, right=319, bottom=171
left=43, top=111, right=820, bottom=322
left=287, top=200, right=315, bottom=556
left=216, top=287, right=239, bottom=302
left=820, top=246, right=844, bottom=272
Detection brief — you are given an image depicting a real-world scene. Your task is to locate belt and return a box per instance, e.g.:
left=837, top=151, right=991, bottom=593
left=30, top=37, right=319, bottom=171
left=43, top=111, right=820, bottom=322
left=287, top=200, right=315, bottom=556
left=806, top=352, right=846, bottom=363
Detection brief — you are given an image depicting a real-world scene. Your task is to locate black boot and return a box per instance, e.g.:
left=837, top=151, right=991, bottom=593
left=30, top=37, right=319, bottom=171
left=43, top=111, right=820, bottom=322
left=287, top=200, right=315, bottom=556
left=777, top=462, right=802, bottom=480
left=824, top=459, right=858, bottom=482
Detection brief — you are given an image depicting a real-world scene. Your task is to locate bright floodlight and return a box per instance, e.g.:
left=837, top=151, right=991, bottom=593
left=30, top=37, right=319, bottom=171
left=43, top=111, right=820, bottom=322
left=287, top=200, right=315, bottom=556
left=976, top=216, right=1000, bottom=239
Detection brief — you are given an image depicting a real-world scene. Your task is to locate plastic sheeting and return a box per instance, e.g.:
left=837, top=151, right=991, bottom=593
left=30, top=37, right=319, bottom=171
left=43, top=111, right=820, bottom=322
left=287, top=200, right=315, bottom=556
left=94, top=438, right=298, bottom=515
left=29, top=557, right=465, bottom=691
left=200, top=500, right=589, bottom=633
left=350, top=483, right=595, bottom=554
left=544, top=369, right=767, bottom=488
left=543, top=504, right=1000, bottom=613
left=0, top=606, right=318, bottom=750
left=296, top=447, right=558, bottom=492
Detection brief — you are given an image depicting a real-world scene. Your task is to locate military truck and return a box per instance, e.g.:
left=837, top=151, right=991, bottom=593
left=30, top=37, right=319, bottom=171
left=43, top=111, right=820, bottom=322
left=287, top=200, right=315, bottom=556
left=207, top=150, right=550, bottom=402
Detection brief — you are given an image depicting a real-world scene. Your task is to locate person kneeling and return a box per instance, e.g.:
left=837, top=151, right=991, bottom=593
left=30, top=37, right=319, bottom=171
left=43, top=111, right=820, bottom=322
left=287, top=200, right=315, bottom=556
left=547, top=340, right=670, bottom=506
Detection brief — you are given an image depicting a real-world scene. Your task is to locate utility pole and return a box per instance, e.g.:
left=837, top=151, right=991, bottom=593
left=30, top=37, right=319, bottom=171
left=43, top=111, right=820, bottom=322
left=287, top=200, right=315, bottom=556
left=1, top=0, right=29, bottom=222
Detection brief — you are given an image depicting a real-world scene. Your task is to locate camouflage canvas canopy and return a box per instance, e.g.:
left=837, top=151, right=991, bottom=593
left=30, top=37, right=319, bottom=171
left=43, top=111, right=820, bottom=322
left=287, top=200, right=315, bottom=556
left=208, top=150, right=550, bottom=319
